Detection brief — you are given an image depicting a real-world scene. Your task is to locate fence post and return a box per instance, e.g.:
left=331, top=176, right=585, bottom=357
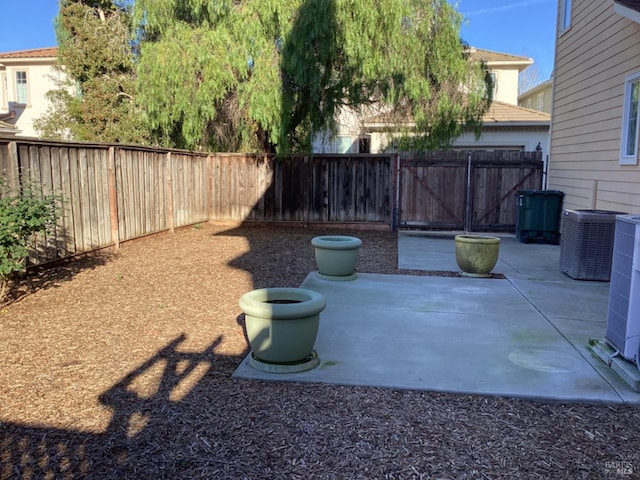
left=465, top=152, right=472, bottom=232
left=107, top=146, right=120, bottom=249
left=392, top=153, right=400, bottom=231
left=206, top=153, right=213, bottom=221
left=7, top=141, right=19, bottom=190
left=166, top=152, right=175, bottom=233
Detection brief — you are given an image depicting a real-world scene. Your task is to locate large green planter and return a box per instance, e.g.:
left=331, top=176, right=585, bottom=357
left=311, top=235, right=362, bottom=281
left=239, top=288, right=326, bottom=372
left=455, top=235, right=501, bottom=278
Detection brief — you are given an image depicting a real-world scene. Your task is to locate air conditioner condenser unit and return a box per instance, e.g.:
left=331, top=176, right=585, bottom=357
left=605, top=215, right=640, bottom=362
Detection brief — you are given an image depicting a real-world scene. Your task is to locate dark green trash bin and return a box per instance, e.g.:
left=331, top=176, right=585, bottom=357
left=515, top=190, right=564, bottom=244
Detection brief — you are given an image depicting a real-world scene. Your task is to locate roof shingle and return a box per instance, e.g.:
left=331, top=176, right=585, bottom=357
left=482, top=101, right=550, bottom=123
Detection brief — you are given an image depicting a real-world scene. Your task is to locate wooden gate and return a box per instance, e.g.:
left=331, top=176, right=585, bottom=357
left=397, top=151, right=543, bottom=231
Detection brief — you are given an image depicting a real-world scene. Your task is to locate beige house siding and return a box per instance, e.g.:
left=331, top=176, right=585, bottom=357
left=548, top=0, right=640, bottom=212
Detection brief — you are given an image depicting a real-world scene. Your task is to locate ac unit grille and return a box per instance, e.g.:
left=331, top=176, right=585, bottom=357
left=605, top=215, right=640, bottom=360
left=559, top=210, right=625, bottom=281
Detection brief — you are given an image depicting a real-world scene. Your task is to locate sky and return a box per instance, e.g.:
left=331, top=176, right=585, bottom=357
left=456, top=0, right=558, bottom=81
left=0, top=0, right=557, bottom=81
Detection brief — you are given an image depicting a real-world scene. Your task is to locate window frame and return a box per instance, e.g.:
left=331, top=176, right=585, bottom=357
left=490, top=72, right=499, bottom=97
left=620, top=71, right=640, bottom=166
left=559, top=0, right=572, bottom=34
left=14, top=70, right=28, bottom=105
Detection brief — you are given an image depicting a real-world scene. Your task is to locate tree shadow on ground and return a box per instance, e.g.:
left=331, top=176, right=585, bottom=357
left=0, top=334, right=253, bottom=479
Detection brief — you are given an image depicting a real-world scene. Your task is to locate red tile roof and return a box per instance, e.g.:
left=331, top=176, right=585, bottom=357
left=0, top=47, right=58, bottom=59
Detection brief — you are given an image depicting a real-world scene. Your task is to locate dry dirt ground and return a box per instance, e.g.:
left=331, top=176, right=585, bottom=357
left=1, top=223, right=639, bottom=479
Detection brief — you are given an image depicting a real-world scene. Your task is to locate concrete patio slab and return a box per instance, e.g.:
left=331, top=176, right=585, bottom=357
left=233, top=232, right=640, bottom=404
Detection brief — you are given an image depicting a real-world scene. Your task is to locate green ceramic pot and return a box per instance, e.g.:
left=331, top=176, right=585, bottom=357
left=455, top=235, right=501, bottom=277
left=239, top=288, right=326, bottom=366
left=311, top=235, right=362, bottom=280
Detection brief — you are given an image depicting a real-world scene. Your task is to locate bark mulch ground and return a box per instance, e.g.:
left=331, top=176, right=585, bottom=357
left=1, top=223, right=639, bottom=479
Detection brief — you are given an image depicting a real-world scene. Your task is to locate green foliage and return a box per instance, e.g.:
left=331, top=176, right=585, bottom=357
left=32, top=78, right=77, bottom=140
left=135, top=0, right=492, bottom=153
left=35, top=1, right=150, bottom=144
left=0, top=180, right=60, bottom=301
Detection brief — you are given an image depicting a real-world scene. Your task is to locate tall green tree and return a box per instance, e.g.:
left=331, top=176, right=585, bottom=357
left=135, top=0, right=492, bottom=153
left=35, top=0, right=150, bottom=144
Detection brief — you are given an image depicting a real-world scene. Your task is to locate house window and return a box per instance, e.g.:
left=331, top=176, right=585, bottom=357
left=620, top=72, right=640, bottom=165
left=560, top=0, right=572, bottom=33
left=359, top=136, right=371, bottom=154
left=537, top=93, right=544, bottom=112
left=15, top=71, right=28, bottom=104
left=490, top=72, right=498, bottom=97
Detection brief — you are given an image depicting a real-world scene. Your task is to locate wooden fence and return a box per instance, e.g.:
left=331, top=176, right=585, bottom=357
left=1, top=137, right=544, bottom=267
left=0, top=138, right=394, bottom=266
left=210, top=154, right=393, bottom=224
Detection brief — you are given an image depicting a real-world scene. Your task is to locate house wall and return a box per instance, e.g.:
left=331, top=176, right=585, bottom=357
left=519, top=82, right=553, bottom=114
left=1, top=60, right=63, bottom=138
left=452, top=127, right=548, bottom=156
left=491, top=67, right=521, bottom=105
left=547, top=0, right=640, bottom=213
left=312, top=107, right=363, bottom=153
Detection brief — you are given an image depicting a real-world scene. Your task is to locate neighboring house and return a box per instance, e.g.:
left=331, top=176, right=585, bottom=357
left=547, top=0, right=640, bottom=213
left=519, top=79, right=553, bottom=114
left=450, top=49, right=550, bottom=160
left=468, top=48, right=532, bottom=106
left=447, top=101, right=549, bottom=151
left=313, top=48, right=551, bottom=160
left=363, top=100, right=549, bottom=153
left=0, top=47, right=62, bottom=138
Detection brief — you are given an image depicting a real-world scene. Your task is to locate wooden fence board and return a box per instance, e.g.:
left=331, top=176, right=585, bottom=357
left=67, top=148, right=81, bottom=253
left=50, top=147, right=66, bottom=255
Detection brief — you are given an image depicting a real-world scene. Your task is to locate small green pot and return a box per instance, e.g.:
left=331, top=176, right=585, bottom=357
left=455, top=235, right=501, bottom=277
left=311, top=235, right=362, bottom=280
left=239, top=288, right=326, bottom=367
